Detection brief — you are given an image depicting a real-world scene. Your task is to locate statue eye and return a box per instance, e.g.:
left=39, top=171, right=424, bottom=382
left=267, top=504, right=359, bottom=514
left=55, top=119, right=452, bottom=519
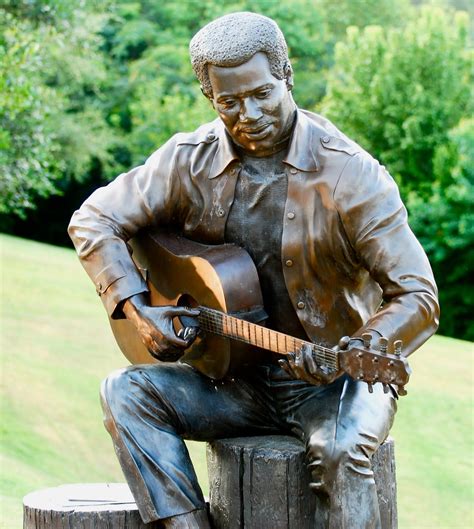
left=256, top=89, right=271, bottom=99
left=220, top=99, right=236, bottom=109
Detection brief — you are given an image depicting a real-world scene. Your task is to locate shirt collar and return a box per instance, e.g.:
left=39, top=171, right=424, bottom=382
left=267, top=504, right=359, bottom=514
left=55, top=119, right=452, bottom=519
left=208, top=109, right=320, bottom=179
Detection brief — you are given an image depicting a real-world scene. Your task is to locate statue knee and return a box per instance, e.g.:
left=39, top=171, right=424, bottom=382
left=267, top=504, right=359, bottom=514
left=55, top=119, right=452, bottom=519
left=306, top=434, right=341, bottom=492
left=100, top=366, right=150, bottom=433
left=306, top=434, right=375, bottom=492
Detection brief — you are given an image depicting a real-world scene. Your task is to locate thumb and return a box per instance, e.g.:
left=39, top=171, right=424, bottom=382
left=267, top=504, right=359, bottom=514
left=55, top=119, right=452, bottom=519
left=167, top=306, right=200, bottom=317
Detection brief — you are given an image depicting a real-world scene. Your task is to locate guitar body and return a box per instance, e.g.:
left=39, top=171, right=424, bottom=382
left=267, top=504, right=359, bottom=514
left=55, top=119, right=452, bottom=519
left=109, top=231, right=267, bottom=379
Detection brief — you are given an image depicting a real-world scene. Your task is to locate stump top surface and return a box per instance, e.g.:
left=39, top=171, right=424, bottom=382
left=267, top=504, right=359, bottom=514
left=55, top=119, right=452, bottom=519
left=23, top=483, right=138, bottom=513
left=211, top=435, right=305, bottom=453
left=210, top=435, right=393, bottom=454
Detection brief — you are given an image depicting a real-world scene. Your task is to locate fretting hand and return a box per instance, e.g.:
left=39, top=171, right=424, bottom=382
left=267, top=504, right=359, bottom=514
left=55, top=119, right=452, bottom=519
left=279, top=339, right=348, bottom=385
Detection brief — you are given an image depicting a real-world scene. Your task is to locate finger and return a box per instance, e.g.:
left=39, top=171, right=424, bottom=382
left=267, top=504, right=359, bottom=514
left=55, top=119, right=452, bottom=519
left=286, top=352, right=297, bottom=369
left=160, top=321, right=190, bottom=348
left=165, top=333, right=189, bottom=348
left=184, top=326, right=198, bottom=341
left=294, top=347, right=306, bottom=371
left=149, top=337, right=183, bottom=361
left=179, top=326, right=198, bottom=346
left=278, top=359, right=295, bottom=377
left=166, top=306, right=200, bottom=317
left=301, top=344, right=318, bottom=374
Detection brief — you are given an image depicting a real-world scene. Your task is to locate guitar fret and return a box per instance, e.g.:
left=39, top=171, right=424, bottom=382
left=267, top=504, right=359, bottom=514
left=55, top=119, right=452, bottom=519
left=199, top=307, right=339, bottom=369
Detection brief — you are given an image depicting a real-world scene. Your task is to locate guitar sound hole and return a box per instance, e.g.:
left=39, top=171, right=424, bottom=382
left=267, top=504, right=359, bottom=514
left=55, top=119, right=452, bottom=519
left=177, top=294, right=200, bottom=329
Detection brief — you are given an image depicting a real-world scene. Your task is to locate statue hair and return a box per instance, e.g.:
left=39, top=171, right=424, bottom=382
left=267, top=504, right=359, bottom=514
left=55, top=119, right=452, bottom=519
left=189, top=12, right=293, bottom=98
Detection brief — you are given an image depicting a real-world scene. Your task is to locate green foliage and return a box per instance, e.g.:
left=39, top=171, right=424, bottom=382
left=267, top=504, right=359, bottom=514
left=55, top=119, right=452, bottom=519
left=317, top=0, right=413, bottom=41
left=407, top=119, right=474, bottom=339
left=321, top=6, right=472, bottom=194
left=0, top=11, right=62, bottom=217
left=0, top=1, right=117, bottom=217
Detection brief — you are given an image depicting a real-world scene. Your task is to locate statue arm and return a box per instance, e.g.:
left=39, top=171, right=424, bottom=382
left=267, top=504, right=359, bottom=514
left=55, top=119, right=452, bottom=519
left=334, top=153, right=440, bottom=356
left=68, top=137, right=183, bottom=319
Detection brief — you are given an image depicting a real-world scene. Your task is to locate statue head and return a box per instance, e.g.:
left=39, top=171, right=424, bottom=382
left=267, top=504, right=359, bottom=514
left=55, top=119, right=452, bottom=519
left=190, top=12, right=293, bottom=99
left=190, top=13, right=296, bottom=156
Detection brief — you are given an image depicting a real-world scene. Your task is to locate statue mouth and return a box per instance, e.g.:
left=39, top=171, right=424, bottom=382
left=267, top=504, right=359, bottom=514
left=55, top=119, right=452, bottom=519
left=239, top=123, right=272, bottom=139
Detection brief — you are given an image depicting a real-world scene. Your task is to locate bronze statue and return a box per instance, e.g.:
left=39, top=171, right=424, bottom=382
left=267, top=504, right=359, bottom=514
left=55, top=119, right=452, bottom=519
left=68, top=12, right=439, bottom=529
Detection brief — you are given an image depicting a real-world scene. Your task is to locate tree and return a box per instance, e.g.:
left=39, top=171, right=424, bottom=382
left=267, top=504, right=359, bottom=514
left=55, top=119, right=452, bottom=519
left=407, top=119, right=474, bottom=340
left=0, top=1, right=116, bottom=218
left=321, top=6, right=472, bottom=195
left=0, top=11, right=61, bottom=217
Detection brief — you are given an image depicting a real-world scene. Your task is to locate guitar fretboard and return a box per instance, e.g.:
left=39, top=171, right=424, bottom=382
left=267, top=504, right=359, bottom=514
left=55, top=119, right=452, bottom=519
left=198, top=306, right=339, bottom=370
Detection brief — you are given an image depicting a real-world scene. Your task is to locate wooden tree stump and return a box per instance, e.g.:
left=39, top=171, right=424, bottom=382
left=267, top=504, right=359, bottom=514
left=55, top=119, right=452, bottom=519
left=207, top=435, right=397, bottom=529
left=23, top=483, right=160, bottom=529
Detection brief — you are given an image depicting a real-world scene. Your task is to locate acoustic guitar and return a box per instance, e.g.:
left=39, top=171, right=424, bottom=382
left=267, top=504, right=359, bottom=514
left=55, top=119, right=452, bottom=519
left=109, top=231, right=411, bottom=395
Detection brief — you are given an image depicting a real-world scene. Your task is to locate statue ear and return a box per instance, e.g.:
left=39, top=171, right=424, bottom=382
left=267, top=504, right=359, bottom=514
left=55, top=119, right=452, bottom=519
left=201, top=85, right=215, bottom=106
left=284, top=62, right=294, bottom=91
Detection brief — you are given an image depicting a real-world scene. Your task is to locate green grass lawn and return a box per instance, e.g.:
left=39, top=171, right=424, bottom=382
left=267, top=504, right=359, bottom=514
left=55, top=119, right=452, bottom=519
left=1, top=233, right=473, bottom=528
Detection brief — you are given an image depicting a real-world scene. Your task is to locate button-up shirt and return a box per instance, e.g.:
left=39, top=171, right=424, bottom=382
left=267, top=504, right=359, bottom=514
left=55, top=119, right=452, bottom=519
left=68, top=109, right=439, bottom=355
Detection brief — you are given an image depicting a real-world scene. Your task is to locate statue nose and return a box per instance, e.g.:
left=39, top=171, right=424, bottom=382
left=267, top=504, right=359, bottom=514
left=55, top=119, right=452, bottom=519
left=239, top=98, right=263, bottom=121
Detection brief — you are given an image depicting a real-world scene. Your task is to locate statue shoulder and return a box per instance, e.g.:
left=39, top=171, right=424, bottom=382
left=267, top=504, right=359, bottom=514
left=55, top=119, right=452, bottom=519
left=319, top=134, right=361, bottom=156
left=300, top=109, right=362, bottom=157
left=174, top=119, right=222, bottom=147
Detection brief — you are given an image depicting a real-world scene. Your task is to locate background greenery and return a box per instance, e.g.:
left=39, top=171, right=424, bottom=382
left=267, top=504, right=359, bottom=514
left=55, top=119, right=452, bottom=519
left=0, top=0, right=472, bottom=340
left=1, top=234, right=472, bottom=528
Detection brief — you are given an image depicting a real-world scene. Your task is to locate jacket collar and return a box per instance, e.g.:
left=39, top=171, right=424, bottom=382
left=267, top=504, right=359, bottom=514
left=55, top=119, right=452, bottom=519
left=284, top=110, right=321, bottom=173
left=209, top=109, right=320, bottom=179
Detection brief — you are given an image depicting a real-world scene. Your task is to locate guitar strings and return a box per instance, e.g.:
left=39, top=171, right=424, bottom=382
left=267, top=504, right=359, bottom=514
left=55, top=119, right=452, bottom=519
left=197, top=307, right=339, bottom=369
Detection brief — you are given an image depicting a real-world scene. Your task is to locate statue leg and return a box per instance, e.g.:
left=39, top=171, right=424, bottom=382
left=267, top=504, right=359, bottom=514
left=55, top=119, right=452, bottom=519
left=100, top=362, right=281, bottom=525
left=283, top=375, right=397, bottom=529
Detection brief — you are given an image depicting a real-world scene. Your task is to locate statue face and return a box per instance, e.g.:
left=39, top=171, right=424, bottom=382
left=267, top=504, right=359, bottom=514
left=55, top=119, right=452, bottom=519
left=208, top=52, right=295, bottom=156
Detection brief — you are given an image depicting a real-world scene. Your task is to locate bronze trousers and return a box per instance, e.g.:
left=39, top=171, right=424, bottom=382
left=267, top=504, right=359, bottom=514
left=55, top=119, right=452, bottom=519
left=101, top=362, right=397, bottom=528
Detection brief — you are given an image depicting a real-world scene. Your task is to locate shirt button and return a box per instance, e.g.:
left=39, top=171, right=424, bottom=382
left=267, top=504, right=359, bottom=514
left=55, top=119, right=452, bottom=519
left=297, top=301, right=305, bottom=310
left=285, top=259, right=293, bottom=267
left=287, top=212, right=295, bottom=220
left=216, top=207, right=226, bottom=217
left=322, top=135, right=330, bottom=144
left=290, top=168, right=298, bottom=174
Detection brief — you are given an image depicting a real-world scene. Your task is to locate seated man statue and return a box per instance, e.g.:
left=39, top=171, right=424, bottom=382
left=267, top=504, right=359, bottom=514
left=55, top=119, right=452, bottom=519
left=68, top=11, right=439, bottom=529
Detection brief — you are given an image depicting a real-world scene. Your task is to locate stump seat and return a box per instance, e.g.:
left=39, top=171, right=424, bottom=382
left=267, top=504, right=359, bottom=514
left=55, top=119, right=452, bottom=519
left=23, top=483, right=159, bottom=528
left=207, top=435, right=397, bottom=529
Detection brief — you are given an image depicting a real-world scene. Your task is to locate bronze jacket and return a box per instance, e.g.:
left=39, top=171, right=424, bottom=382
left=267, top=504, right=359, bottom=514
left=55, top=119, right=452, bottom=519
left=68, top=109, right=439, bottom=355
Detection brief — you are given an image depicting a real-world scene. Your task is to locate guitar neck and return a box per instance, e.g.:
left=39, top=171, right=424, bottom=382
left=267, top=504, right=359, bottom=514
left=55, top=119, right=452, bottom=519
left=198, top=306, right=339, bottom=371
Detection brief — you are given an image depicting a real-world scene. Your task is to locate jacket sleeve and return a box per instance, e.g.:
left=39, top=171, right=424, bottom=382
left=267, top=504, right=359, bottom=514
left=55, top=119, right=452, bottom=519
left=334, top=153, right=439, bottom=355
left=68, top=137, right=182, bottom=318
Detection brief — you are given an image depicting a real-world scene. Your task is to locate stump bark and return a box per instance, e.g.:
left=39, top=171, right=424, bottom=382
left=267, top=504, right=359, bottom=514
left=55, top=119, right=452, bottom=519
left=207, top=435, right=397, bottom=529
left=23, top=483, right=159, bottom=529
